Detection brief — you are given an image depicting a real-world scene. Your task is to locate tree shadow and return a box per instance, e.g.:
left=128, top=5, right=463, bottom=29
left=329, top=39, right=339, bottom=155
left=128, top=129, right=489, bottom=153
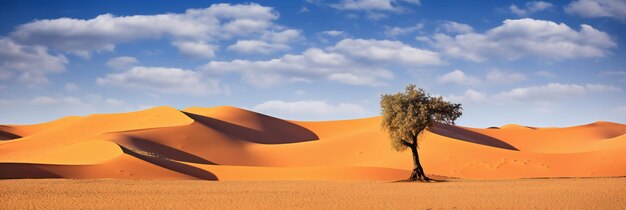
left=120, top=146, right=218, bottom=180
left=119, top=136, right=215, bottom=164
left=431, top=122, right=519, bottom=151
left=183, top=112, right=319, bottom=144
left=391, top=178, right=450, bottom=183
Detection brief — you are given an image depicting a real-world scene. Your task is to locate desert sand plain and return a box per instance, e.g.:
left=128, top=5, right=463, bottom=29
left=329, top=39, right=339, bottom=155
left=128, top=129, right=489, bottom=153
left=1, top=106, right=625, bottom=208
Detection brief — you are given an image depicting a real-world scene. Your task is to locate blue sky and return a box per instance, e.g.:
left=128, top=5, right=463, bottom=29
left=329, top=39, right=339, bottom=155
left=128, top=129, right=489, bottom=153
left=1, top=0, right=625, bottom=127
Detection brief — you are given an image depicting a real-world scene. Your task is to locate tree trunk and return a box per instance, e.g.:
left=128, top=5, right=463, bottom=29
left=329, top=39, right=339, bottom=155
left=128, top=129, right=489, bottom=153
left=409, top=145, right=431, bottom=182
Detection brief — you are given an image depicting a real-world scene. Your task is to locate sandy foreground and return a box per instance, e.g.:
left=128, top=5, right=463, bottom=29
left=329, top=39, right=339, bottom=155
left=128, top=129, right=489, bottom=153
left=2, top=178, right=625, bottom=209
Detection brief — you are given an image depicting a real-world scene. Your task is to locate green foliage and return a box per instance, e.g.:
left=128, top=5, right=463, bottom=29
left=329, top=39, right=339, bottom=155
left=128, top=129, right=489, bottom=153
left=380, top=84, right=463, bottom=151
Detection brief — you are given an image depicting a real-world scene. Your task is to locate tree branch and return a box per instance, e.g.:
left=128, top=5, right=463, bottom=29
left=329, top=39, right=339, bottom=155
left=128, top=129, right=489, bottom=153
left=400, top=140, right=412, bottom=147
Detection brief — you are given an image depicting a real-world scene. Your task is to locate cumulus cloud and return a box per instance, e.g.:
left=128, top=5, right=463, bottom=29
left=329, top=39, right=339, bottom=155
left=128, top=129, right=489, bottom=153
left=331, top=38, right=442, bottom=65
left=97, top=66, right=226, bottom=96
left=106, top=56, right=138, bottom=70
left=510, top=1, right=553, bottom=16
left=438, top=21, right=474, bottom=34
left=485, top=69, right=526, bottom=84
left=321, top=30, right=346, bottom=36
left=0, top=38, right=68, bottom=85
left=437, top=69, right=525, bottom=86
left=432, top=18, right=616, bottom=61
left=172, top=41, right=218, bottom=58
left=565, top=0, right=626, bottom=21
left=9, top=3, right=297, bottom=58
left=437, top=70, right=481, bottom=85
left=330, top=0, right=419, bottom=11
left=601, top=70, right=626, bottom=81
left=202, top=38, right=441, bottom=87
left=322, top=0, right=420, bottom=20
left=1, top=3, right=305, bottom=87
left=253, top=100, right=367, bottom=119
left=227, top=40, right=289, bottom=54
left=261, top=29, right=303, bottom=44
left=30, top=96, right=83, bottom=106
left=448, top=83, right=621, bottom=104
left=446, top=89, right=488, bottom=103
left=495, top=83, right=621, bottom=101
left=384, top=23, right=423, bottom=37
left=227, top=29, right=302, bottom=54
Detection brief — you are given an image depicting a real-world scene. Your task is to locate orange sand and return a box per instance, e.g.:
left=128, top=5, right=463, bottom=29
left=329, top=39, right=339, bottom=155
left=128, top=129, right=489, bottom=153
left=2, top=178, right=625, bottom=209
left=1, top=106, right=625, bottom=180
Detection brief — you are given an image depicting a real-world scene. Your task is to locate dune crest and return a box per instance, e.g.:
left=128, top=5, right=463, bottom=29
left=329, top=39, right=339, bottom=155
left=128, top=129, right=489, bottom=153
left=1, top=106, right=625, bottom=180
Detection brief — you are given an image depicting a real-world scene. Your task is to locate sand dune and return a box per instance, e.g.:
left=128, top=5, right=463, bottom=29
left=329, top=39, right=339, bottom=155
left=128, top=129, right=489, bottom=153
left=1, top=106, right=625, bottom=180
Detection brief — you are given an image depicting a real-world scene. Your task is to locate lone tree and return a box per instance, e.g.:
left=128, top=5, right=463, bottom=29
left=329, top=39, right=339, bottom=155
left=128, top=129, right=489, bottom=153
left=380, top=84, right=462, bottom=182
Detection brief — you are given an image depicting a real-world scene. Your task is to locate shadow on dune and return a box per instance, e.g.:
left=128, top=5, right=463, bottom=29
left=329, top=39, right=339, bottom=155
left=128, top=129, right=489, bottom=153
left=431, top=123, right=519, bottom=151
left=0, top=130, right=21, bottom=140
left=0, top=163, right=62, bottom=179
left=183, top=112, right=319, bottom=144
left=117, top=136, right=215, bottom=164
left=120, top=146, right=218, bottom=180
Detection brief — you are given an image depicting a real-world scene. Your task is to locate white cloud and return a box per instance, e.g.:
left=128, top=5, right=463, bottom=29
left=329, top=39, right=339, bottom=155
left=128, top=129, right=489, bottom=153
left=227, top=29, right=302, bottom=54
left=299, top=6, right=311, bottom=13
left=485, top=69, right=526, bottom=84
left=332, top=38, right=442, bottom=65
left=30, top=96, right=83, bottom=106
left=432, top=18, right=616, bottom=61
left=325, top=0, right=420, bottom=20
left=366, top=13, right=389, bottom=20
left=172, top=41, right=218, bottom=58
left=536, top=70, right=557, bottom=78
left=437, top=70, right=481, bottom=85
left=448, top=83, right=621, bottom=104
left=64, top=83, right=79, bottom=91
left=105, top=98, right=125, bottom=107
left=565, top=0, right=626, bottom=21
left=438, top=21, right=474, bottom=34
left=447, top=89, right=488, bottom=103
left=415, top=35, right=431, bottom=42
left=601, top=70, right=626, bottom=81
left=0, top=94, right=151, bottom=124
left=384, top=23, right=423, bottom=37
left=321, top=30, right=346, bottom=36
left=463, top=89, right=489, bottom=102
left=227, top=40, right=289, bottom=54
left=202, top=38, right=441, bottom=87
left=262, top=29, right=303, bottom=44
left=437, top=69, right=525, bottom=86
left=0, top=38, right=68, bottom=85
left=106, top=56, right=138, bottom=69
left=495, top=83, right=621, bottom=101
left=253, top=100, right=366, bottom=119
left=331, top=0, right=396, bottom=11
left=9, top=3, right=291, bottom=58
left=510, top=1, right=553, bottom=16
left=585, top=83, right=622, bottom=92
left=97, top=66, right=226, bottom=96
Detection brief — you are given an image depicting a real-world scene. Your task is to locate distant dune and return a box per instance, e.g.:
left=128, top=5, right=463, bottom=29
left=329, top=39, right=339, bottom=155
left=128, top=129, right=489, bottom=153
left=1, top=106, right=625, bottom=180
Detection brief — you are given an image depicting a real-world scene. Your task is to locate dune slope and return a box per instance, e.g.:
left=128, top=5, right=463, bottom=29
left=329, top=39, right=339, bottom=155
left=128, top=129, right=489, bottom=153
left=1, top=106, right=625, bottom=180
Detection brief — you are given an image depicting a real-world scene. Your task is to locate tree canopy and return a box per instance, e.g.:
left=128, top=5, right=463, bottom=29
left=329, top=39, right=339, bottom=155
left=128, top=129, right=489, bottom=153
left=380, top=84, right=463, bottom=151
